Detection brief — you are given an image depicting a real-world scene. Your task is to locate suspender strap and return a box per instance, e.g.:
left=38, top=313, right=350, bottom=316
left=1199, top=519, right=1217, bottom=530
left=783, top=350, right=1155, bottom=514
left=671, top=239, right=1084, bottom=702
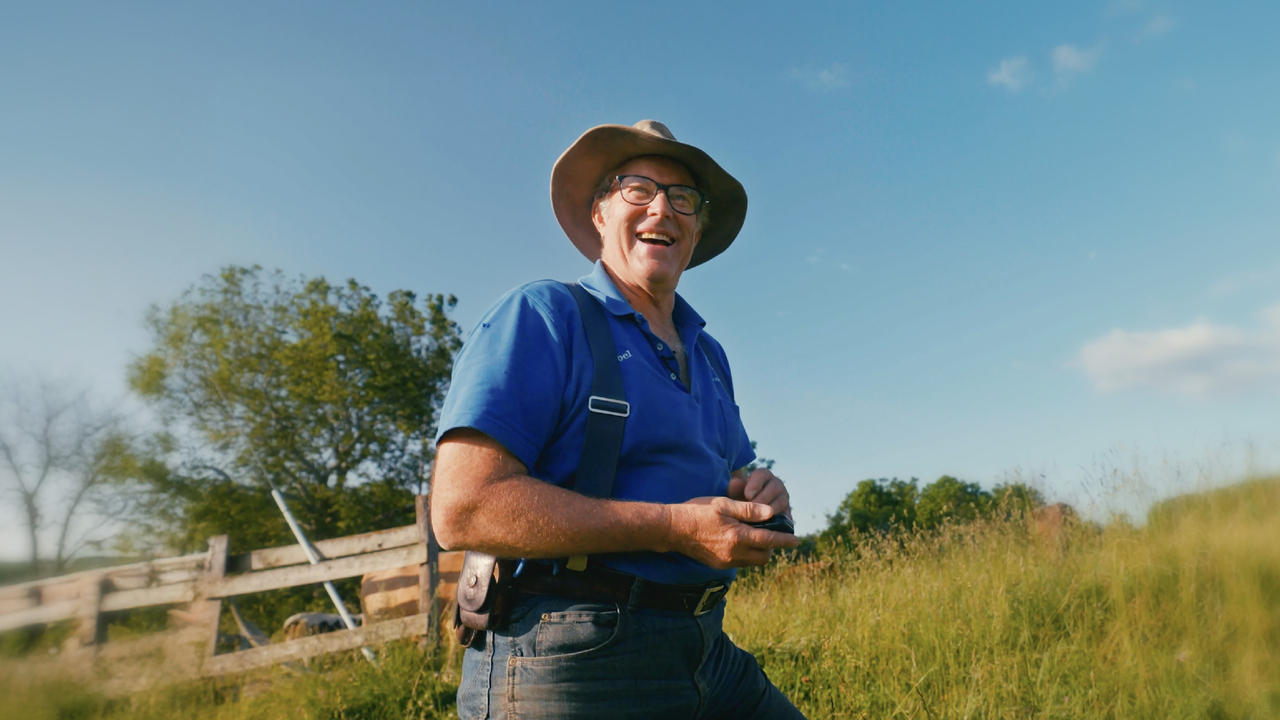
left=566, top=283, right=628, bottom=500
left=457, top=283, right=629, bottom=614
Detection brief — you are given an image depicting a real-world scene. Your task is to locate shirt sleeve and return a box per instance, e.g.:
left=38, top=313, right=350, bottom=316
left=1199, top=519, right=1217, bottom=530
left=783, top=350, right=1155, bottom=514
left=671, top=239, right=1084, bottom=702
left=436, top=282, right=572, bottom=471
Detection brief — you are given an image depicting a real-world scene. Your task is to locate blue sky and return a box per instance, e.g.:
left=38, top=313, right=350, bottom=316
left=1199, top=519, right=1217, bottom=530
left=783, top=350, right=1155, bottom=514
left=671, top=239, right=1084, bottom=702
left=2, top=2, right=1279, bottom=559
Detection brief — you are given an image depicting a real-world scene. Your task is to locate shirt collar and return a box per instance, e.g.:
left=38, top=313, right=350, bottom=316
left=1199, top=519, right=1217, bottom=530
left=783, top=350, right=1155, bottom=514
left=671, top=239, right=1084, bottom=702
left=578, top=260, right=706, bottom=330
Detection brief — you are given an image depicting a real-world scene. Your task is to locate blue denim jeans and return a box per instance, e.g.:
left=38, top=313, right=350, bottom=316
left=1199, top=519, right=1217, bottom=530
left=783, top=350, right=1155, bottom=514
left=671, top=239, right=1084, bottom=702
left=456, top=593, right=805, bottom=719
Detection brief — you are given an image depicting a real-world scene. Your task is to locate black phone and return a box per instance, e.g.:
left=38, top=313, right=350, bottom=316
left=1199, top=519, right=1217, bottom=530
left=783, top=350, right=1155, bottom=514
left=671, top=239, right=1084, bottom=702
left=747, top=514, right=794, bottom=534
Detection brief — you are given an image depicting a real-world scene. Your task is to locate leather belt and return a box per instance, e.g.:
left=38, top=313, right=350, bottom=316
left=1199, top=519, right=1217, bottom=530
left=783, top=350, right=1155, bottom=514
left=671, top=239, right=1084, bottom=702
left=511, top=562, right=729, bottom=616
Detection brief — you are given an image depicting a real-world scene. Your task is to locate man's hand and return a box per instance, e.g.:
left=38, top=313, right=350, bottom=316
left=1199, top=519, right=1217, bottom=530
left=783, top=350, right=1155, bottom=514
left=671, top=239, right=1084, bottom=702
left=728, top=467, right=791, bottom=519
left=433, top=429, right=801, bottom=568
left=665, top=496, right=800, bottom=570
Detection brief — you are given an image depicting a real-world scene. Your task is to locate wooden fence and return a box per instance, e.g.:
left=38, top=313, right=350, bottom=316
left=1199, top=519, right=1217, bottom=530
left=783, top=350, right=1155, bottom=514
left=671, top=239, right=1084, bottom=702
left=0, top=496, right=462, bottom=692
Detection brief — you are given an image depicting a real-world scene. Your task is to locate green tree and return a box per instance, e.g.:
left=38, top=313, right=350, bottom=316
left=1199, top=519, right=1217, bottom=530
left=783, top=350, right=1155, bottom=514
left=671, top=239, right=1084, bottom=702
left=990, top=481, right=1045, bottom=518
left=822, top=477, right=918, bottom=542
left=127, top=266, right=462, bottom=552
left=915, top=475, right=992, bottom=529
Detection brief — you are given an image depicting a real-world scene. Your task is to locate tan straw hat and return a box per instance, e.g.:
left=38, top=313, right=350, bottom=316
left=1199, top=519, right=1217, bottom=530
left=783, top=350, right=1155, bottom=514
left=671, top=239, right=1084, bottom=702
left=550, top=120, right=747, bottom=269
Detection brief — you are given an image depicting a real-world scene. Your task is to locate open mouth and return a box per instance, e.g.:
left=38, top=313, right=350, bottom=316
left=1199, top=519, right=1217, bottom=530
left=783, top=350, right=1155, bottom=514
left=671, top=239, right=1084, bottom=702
left=637, top=232, right=674, bottom=247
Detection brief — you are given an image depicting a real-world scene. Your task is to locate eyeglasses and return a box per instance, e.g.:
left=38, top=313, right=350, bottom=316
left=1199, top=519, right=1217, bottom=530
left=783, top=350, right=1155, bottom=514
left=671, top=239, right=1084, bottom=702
left=612, top=175, right=706, bottom=216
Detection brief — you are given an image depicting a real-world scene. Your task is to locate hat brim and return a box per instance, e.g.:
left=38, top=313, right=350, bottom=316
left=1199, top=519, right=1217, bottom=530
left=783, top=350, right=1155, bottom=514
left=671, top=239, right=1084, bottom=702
left=551, top=125, right=747, bottom=269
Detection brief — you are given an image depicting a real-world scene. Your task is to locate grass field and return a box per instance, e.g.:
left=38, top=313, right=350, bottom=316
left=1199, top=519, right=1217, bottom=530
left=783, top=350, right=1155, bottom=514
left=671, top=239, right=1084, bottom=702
left=4, top=477, right=1277, bottom=719
left=727, top=477, right=1280, bottom=718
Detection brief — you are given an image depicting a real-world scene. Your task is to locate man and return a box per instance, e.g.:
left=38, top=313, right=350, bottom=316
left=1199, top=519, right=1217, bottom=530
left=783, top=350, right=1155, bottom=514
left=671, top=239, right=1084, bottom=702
left=431, top=120, right=805, bottom=719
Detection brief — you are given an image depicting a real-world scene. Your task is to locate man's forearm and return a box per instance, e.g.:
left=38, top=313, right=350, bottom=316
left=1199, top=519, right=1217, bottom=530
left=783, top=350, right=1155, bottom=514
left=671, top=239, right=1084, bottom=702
left=433, top=471, right=674, bottom=557
left=430, top=429, right=794, bottom=568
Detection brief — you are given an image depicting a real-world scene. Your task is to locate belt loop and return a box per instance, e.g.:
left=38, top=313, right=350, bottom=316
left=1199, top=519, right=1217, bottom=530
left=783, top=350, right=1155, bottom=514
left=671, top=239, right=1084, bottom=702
left=625, top=576, right=645, bottom=611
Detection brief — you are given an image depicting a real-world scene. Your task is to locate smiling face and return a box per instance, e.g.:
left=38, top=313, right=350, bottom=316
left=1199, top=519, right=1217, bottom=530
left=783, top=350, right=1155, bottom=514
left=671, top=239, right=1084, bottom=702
left=592, top=155, right=702, bottom=297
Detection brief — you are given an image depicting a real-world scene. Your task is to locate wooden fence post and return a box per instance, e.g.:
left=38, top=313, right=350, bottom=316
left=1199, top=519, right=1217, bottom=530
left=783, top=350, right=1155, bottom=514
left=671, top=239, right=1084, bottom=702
left=70, top=572, right=105, bottom=650
left=201, top=535, right=230, bottom=660
left=415, top=495, right=439, bottom=643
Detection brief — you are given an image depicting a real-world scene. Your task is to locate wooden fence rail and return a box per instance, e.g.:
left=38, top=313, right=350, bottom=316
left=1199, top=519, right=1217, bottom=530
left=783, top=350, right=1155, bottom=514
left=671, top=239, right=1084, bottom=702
left=0, top=496, right=461, bottom=692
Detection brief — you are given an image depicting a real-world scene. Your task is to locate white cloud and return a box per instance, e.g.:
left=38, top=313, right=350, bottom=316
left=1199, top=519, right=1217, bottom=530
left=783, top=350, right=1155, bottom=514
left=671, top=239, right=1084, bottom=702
left=988, top=56, right=1032, bottom=92
left=1052, top=44, right=1102, bottom=76
left=1076, top=306, right=1280, bottom=395
left=790, top=63, right=850, bottom=91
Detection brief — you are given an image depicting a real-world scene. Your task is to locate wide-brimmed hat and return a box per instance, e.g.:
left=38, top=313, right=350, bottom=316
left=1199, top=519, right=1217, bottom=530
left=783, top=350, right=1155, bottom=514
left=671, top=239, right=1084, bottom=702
left=550, top=120, right=747, bottom=269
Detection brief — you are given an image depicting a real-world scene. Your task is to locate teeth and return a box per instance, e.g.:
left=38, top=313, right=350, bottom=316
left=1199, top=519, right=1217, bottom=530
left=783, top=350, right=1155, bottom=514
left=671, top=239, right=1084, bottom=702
left=637, top=232, right=672, bottom=244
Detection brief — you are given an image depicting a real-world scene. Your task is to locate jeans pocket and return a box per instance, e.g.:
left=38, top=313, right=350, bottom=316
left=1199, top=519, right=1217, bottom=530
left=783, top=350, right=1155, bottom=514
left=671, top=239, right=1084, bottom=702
left=531, top=604, right=620, bottom=659
left=505, top=604, right=629, bottom=719
left=505, top=606, right=701, bottom=719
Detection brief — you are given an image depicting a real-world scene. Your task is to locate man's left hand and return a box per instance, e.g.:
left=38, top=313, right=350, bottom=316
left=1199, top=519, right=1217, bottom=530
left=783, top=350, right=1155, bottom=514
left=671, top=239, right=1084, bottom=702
left=727, top=467, right=791, bottom=519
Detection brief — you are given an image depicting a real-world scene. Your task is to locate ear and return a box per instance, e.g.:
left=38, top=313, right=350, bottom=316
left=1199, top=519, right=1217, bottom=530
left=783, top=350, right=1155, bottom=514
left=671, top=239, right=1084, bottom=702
left=591, top=197, right=608, bottom=235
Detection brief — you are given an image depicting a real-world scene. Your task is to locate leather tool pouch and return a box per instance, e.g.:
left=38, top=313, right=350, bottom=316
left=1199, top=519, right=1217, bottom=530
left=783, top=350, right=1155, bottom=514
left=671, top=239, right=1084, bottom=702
left=453, top=551, right=517, bottom=647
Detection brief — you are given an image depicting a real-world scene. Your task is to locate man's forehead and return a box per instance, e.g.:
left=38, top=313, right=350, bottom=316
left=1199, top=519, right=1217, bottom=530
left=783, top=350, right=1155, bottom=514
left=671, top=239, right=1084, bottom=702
left=613, top=155, right=697, bottom=184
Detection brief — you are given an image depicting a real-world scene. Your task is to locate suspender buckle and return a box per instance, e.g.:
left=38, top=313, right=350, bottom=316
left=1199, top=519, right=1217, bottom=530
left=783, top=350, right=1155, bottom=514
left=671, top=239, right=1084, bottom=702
left=588, top=395, right=630, bottom=417
left=693, top=583, right=728, bottom=616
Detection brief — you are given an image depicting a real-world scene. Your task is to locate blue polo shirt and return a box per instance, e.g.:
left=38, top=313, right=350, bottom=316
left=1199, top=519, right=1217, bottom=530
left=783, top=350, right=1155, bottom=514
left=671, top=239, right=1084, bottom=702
left=436, top=260, right=755, bottom=585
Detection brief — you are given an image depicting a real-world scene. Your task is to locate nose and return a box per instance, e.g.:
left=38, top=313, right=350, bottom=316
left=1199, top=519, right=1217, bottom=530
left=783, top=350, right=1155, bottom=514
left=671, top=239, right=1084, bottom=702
left=645, top=188, right=676, bottom=217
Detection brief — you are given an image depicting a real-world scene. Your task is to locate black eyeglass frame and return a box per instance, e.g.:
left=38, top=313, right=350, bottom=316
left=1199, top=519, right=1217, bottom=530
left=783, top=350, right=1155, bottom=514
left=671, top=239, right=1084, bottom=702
left=612, top=175, right=708, bottom=216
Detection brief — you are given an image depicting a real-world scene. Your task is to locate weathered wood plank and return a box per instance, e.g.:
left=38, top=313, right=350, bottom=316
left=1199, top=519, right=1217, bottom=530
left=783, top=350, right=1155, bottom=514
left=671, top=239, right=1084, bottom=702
left=226, top=524, right=420, bottom=573
left=0, top=579, right=203, bottom=621
left=208, top=544, right=426, bottom=599
left=0, top=552, right=206, bottom=597
left=0, top=545, right=431, bottom=632
left=104, top=565, right=203, bottom=591
left=100, top=581, right=198, bottom=612
left=0, top=581, right=64, bottom=603
left=0, top=600, right=78, bottom=632
left=201, top=613, right=429, bottom=676
left=13, top=580, right=82, bottom=606
left=0, top=590, right=38, bottom=615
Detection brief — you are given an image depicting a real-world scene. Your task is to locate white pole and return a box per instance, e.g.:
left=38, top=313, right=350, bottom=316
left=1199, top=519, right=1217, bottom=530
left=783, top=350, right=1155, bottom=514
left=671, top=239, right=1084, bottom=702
left=207, top=379, right=376, bottom=664
left=271, top=488, right=376, bottom=665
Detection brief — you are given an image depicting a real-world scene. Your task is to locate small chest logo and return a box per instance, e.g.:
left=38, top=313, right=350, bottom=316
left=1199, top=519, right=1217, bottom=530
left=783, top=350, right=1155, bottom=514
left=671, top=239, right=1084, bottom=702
left=616, top=349, right=633, bottom=362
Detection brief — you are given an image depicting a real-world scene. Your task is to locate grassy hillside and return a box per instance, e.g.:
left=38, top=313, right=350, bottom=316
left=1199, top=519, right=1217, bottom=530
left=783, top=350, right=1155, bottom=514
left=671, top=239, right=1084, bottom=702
left=729, top=476, right=1280, bottom=718
left=5, top=477, right=1278, bottom=719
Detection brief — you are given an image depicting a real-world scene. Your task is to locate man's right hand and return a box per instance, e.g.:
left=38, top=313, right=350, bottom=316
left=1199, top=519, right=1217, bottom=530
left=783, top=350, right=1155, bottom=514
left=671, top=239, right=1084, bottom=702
left=666, top=496, right=801, bottom=570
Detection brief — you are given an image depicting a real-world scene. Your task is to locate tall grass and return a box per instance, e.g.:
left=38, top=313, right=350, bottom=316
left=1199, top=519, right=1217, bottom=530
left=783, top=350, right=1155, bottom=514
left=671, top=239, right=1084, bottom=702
left=727, top=477, right=1280, bottom=719
left=0, top=641, right=459, bottom=720
left=5, top=478, right=1277, bottom=719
